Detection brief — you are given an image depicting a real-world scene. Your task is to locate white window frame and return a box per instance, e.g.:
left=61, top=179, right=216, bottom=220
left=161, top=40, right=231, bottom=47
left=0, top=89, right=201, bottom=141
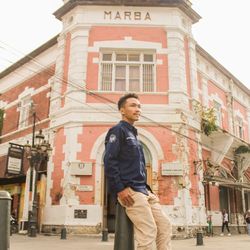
left=18, top=95, right=32, bottom=129
left=235, top=117, right=244, bottom=139
left=99, top=50, right=156, bottom=92
left=213, top=101, right=222, bottom=127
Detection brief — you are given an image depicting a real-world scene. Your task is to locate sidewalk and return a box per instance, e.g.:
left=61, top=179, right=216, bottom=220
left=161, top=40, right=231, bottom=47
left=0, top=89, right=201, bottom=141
left=10, top=234, right=250, bottom=250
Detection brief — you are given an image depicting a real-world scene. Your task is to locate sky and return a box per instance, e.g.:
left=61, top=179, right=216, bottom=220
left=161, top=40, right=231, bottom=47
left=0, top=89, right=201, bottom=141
left=0, top=0, right=249, bottom=90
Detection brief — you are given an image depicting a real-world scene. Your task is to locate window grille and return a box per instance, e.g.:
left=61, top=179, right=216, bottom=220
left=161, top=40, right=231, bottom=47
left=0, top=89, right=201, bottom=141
left=235, top=117, right=244, bottom=139
left=213, top=101, right=222, bottom=127
left=100, top=52, right=155, bottom=92
left=19, top=95, right=32, bottom=129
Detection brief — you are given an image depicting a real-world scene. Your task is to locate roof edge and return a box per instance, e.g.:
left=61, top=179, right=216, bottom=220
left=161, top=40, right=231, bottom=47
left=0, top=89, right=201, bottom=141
left=0, top=35, right=59, bottom=80
left=196, top=44, right=250, bottom=96
left=53, top=0, right=201, bottom=23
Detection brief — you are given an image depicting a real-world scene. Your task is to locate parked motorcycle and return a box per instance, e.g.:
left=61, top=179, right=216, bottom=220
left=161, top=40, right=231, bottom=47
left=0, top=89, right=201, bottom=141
left=10, top=215, right=18, bottom=234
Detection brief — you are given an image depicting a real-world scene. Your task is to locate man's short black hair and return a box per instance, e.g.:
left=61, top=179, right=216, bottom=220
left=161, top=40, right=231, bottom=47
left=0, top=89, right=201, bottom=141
left=118, top=93, right=139, bottom=110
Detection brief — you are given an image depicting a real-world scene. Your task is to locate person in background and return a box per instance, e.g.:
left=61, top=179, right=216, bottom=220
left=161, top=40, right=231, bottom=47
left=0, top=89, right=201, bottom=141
left=104, top=93, right=172, bottom=250
left=207, top=215, right=213, bottom=236
left=244, top=209, right=250, bottom=236
left=220, top=209, right=231, bottom=236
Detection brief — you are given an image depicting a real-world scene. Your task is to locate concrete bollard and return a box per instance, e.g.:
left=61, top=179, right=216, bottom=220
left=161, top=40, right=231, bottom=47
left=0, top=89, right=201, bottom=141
left=61, top=227, right=67, bottom=240
left=29, top=225, right=37, bottom=237
left=114, top=202, right=134, bottom=250
left=102, top=228, right=108, bottom=241
left=196, top=230, right=204, bottom=246
left=0, top=191, right=12, bottom=250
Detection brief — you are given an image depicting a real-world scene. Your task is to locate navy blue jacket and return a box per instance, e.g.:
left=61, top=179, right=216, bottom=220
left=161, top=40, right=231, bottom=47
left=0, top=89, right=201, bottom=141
left=104, top=121, right=148, bottom=195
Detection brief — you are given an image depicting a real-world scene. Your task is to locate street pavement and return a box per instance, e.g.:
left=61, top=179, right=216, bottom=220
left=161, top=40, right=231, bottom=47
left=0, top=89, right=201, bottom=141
left=10, top=234, right=250, bottom=250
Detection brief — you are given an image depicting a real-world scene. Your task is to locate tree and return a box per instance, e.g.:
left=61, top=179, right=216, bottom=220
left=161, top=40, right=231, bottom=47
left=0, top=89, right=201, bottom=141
left=194, top=102, right=218, bottom=136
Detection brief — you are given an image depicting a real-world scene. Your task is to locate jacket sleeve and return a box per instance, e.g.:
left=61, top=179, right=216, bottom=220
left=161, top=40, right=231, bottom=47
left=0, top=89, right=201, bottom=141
left=104, top=127, right=125, bottom=194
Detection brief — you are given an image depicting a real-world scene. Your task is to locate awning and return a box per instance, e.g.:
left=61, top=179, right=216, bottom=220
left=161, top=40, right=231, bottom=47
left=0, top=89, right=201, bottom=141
left=0, top=175, right=26, bottom=185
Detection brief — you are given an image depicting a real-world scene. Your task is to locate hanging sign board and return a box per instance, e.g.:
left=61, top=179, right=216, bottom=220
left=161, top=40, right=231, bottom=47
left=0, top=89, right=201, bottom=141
left=6, top=143, right=24, bottom=175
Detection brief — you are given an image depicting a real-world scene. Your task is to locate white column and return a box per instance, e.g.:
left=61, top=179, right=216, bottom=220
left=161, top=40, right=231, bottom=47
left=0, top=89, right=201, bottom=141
left=50, top=34, right=65, bottom=115
left=64, top=25, right=90, bottom=106
left=167, top=30, right=189, bottom=108
left=60, top=124, right=83, bottom=206
left=188, top=37, right=199, bottom=101
left=201, top=76, right=209, bottom=107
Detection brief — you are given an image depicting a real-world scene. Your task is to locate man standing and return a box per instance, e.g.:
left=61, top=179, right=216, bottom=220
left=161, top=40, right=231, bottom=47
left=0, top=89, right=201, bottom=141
left=104, top=93, right=172, bottom=250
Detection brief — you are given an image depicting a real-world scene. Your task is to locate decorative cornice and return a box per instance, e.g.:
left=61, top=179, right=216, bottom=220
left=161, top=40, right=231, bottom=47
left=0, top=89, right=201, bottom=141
left=196, top=44, right=250, bottom=96
left=53, top=0, right=201, bottom=23
left=0, top=35, right=59, bottom=80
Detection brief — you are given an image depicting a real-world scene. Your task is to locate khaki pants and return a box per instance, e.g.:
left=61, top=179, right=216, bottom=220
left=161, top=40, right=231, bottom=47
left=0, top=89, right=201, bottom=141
left=118, top=188, right=172, bottom=250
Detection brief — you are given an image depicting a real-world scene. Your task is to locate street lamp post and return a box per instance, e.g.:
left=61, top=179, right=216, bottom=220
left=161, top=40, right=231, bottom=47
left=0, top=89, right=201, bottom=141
left=24, top=130, right=52, bottom=237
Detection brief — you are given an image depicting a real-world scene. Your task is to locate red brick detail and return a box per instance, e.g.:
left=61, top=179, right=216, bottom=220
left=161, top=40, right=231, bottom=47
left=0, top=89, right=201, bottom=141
left=86, top=93, right=168, bottom=105
left=0, top=65, right=55, bottom=104
left=158, top=174, right=177, bottom=205
left=86, top=52, right=99, bottom=91
left=0, top=155, right=7, bottom=178
left=221, top=158, right=233, bottom=172
left=86, top=26, right=169, bottom=104
left=202, top=149, right=220, bottom=210
left=145, top=126, right=177, bottom=205
left=50, top=127, right=66, bottom=205
left=147, top=126, right=177, bottom=161
left=61, top=32, right=72, bottom=107
left=233, top=99, right=249, bottom=141
left=2, top=105, right=19, bottom=136
left=207, top=80, right=229, bottom=131
left=156, top=54, right=169, bottom=92
left=11, top=194, right=19, bottom=216
left=245, top=169, right=250, bottom=181
left=76, top=126, right=108, bottom=205
left=88, top=26, right=167, bottom=48
left=32, top=89, right=51, bottom=120
left=202, top=148, right=211, bottom=162
left=209, top=185, right=220, bottom=210
left=207, top=81, right=227, bottom=105
left=1, top=121, right=49, bottom=144
left=233, top=100, right=248, bottom=120
left=1, top=65, right=53, bottom=138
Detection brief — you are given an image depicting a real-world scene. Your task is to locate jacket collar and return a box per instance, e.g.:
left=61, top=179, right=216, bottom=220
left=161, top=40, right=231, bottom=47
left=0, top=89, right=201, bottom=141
left=120, top=120, right=138, bottom=136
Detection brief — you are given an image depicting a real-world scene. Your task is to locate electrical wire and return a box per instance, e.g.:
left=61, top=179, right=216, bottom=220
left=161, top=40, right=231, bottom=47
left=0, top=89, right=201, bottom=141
left=0, top=45, right=243, bottom=159
left=1, top=42, right=247, bottom=200
left=0, top=40, right=247, bottom=159
left=0, top=62, right=119, bottom=135
left=0, top=48, right=201, bottom=143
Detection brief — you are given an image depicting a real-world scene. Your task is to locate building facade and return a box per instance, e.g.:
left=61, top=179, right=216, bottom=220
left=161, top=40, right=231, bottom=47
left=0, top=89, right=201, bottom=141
left=0, top=0, right=250, bottom=236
